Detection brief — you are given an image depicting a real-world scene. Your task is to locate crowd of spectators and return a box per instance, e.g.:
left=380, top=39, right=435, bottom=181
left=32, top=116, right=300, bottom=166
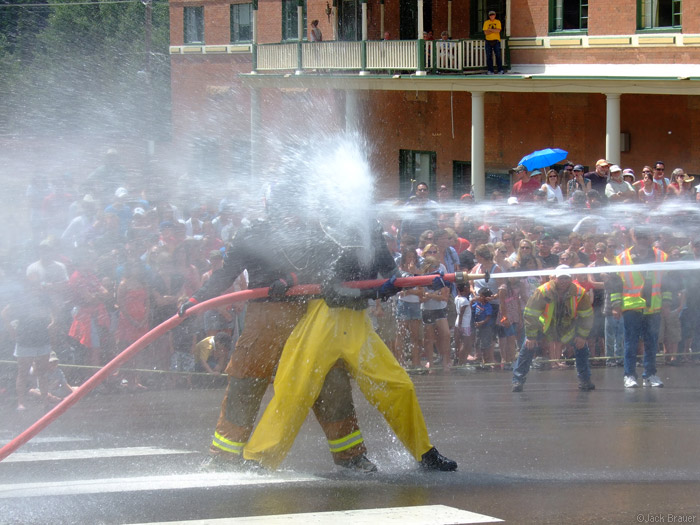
left=1, top=150, right=249, bottom=410
left=2, top=150, right=699, bottom=410
left=377, top=158, right=700, bottom=373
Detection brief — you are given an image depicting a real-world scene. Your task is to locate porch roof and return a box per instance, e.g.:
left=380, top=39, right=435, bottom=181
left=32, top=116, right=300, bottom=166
left=240, top=71, right=700, bottom=96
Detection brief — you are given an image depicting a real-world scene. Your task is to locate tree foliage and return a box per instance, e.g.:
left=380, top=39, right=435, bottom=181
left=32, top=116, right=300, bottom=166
left=0, top=0, right=170, bottom=138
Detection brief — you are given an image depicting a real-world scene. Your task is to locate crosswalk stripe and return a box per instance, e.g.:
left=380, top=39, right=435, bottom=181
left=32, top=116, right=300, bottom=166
left=130, top=505, right=503, bottom=524
left=0, top=472, right=321, bottom=499
left=0, top=436, right=91, bottom=445
left=3, top=447, right=195, bottom=463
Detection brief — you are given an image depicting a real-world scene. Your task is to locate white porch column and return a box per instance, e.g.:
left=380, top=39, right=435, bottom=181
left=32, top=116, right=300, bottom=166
left=250, top=87, right=261, bottom=180
left=605, top=93, right=621, bottom=165
left=345, top=90, right=359, bottom=134
left=505, top=0, right=511, bottom=36
left=297, top=0, right=304, bottom=41
left=332, top=1, right=338, bottom=40
left=252, top=1, right=258, bottom=44
left=417, top=0, right=424, bottom=37
left=362, top=0, right=368, bottom=41
left=471, top=92, right=485, bottom=201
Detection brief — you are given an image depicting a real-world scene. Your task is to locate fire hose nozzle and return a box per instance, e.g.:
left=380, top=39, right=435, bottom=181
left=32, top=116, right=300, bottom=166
left=453, top=272, right=486, bottom=283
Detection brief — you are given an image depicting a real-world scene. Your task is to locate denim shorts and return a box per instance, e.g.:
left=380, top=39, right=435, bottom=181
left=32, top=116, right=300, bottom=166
left=500, top=323, right=516, bottom=337
left=422, top=307, right=447, bottom=325
left=396, top=300, right=422, bottom=321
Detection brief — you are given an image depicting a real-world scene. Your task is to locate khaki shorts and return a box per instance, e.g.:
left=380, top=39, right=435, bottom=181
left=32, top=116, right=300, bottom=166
left=659, top=311, right=682, bottom=345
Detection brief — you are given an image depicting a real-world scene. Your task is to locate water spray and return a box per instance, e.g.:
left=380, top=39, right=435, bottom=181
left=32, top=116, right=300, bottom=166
left=2, top=259, right=700, bottom=461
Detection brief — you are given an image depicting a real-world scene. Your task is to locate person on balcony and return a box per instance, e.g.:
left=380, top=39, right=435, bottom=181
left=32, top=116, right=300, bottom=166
left=310, top=20, right=322, bottom=42
left=483, top=10, right=504, bottom=75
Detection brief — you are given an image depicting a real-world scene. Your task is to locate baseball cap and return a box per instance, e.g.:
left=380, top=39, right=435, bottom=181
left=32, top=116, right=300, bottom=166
left=115, top=187, right=128, bottom=199
left=573, top=164, right=585, bottom=171
left=596, top=159, right=611, bottom=167
left=530, top=170, right=542, bottom=177
left=609, top=164, right=622, bottom=173
left=507, top=196, right=519, bottom=205
left=512, top=164, right=527, bottom=173
left=555, top=264, right=572, bottom=278
left=488, top=10, right=496, bottom=15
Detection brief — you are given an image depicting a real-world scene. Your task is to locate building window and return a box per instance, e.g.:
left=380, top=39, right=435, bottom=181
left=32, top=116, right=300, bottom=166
left=231, top=3, right=252, bottom=42
left=184, top=6, right=204, bottom=44
left=550, top=0, right=588, bottom=31
left=470, top=0, right=507, bottom=37
left=399, top=150, right=436, bottom=199
left=638, top=0, right=681, bottom=29
left=282, top=0, right=307, bottom=41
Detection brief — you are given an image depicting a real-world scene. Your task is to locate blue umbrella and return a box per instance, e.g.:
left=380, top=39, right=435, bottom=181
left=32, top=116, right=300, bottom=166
left=518, top=148, right=568, bottom=171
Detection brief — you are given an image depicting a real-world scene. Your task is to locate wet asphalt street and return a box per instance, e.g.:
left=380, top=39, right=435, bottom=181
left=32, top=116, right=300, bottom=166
left=1, top=364, right=700, bottom=524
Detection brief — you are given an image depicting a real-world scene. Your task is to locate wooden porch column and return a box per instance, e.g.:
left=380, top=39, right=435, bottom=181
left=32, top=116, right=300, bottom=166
left=380, top=0, right=385, bottom=37
left=447, top=0, right=452, bottom=37
left=471, top=92, right=485, bottom=201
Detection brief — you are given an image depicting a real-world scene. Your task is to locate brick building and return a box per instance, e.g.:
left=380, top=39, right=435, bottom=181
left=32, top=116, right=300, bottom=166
left=169, top=0, right=700, bottom=200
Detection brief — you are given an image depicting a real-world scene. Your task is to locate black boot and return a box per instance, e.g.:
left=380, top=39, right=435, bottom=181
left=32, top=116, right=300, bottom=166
left=420, top=447, right=457, bottom=471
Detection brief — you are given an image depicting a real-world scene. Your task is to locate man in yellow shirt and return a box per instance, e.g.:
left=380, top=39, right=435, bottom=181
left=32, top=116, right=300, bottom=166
left=193, top=332, right=231, bottom=374
left=483, top=10, right=504, bottom=75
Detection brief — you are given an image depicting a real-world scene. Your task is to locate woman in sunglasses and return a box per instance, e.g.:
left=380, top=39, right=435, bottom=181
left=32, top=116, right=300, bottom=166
left=540, top=169, right=564, bottom=204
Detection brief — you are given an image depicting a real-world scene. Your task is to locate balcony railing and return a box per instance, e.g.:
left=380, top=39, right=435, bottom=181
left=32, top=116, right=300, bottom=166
left=253, top=39, right=509, bottom=74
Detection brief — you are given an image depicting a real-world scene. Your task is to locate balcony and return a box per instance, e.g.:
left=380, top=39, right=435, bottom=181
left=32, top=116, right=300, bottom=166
left=253, top=39, right=509, bottom=75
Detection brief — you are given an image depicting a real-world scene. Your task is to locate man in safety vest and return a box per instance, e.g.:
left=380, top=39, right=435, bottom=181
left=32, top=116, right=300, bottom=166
left=511, top=265, right=595, bottom=392
left=612, top=226, right=670, bottom=388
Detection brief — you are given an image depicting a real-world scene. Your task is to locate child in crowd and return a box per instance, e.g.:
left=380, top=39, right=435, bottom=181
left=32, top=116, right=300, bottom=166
left=28, top=352, right=75, bottom=403
left=497, top=276, right=522, bottom=369
left=193, top=332, right=231, bottom=375
left=454, top=282, right=473, bottom=365
left=471, top=287, right=495, bottom=367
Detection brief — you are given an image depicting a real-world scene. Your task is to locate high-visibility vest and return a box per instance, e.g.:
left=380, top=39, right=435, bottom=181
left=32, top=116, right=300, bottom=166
left=615, top=247, right=667, bottom=313
left=523, top=280, right=592, bottom=342
left=539, top=281, right=587, bottom=331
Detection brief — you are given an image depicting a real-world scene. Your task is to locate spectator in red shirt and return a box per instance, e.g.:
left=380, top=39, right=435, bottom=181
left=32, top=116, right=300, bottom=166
left=510, top=165, right=542, bottom=202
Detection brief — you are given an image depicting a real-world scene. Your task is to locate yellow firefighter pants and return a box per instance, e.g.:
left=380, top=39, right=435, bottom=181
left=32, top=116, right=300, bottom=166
left=211, top=301, right=365, bottom=463
left=243, top=299, right=433, bottom=469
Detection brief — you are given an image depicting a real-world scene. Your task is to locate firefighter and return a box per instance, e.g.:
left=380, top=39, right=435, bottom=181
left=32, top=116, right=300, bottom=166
left=242, top=218, right=458, bottom=472
left=612, top=227, right=669, bottom=388
left=179, top=184, right=376, bottom=472
left=511, top=265, right=595, bottom=392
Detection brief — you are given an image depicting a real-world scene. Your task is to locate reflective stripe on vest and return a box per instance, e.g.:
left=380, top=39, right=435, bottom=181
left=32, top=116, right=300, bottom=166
left=616, top=248, right=667, bottom=313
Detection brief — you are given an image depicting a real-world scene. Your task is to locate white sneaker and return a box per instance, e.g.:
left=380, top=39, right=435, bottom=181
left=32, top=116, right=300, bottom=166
left=624, top=375, right=638, bottom=388
left=643, top=375, right=664, bottom=387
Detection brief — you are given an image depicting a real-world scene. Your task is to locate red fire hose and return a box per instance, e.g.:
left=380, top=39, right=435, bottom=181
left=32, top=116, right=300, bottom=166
left=0, top=272, right=473, bottom=462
